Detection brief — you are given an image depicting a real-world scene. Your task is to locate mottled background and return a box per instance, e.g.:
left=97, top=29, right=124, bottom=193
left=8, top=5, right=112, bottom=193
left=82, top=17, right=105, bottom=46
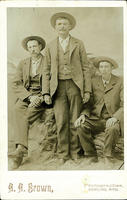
left=7, top=7, right=123, bottom=75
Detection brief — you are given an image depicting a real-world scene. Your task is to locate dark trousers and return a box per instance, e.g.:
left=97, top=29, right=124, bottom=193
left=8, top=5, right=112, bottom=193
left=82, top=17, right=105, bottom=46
left=14, top=99, right=45, bottom=148
left=53, top=79, right=82, bottom=159
left=77, top=116, right=120, bottom=157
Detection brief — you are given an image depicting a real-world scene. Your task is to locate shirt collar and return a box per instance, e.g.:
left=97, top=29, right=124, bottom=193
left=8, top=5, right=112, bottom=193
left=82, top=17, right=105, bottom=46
left=59, top=35, right=70, bottom=43
left=102, top=75, right=111, bottom=84
left=31, top=55, right=42, bottom=64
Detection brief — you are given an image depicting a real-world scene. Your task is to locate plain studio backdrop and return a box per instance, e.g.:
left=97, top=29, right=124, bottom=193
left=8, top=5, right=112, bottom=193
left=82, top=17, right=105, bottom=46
left=7, top=7, right=123, bottom=75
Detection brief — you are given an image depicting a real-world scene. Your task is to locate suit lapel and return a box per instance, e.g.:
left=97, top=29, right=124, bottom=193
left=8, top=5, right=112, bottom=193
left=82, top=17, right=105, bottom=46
left=69, top=36, right=77, bottom=60
left=51, top=36, right=77, bottom=61
left=50, top=36, right=77, bottom=65
left=104, top=74, right=117, bottom=93
left=36, top=54, right=43, bottom=75
left=96, top=76, right=105, bottom=91
left=50, top=38, right=58, bottom=62
left=24, top=57, right=31, bottom=77
left=96, top=75, right=117, bottom=93
left=23, top=57, right=31, bottom=87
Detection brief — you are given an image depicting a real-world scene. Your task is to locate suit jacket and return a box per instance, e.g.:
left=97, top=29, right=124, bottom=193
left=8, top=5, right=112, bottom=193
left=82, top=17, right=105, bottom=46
left=12, top=54, right=44, bottom=101
left=81, top=74, right=123, bottom=122
left=42, top=36, right=91, bottom=98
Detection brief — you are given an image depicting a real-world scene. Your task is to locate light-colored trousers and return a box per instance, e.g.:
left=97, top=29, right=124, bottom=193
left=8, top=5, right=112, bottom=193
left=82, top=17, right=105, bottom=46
left=14, top=99, right=45, bottom=148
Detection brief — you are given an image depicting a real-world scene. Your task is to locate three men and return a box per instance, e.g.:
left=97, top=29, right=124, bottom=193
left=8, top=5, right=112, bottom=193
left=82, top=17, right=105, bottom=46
left=74, top=56, right=123, bottom=166
left=8, top=12, right=123, bottom=169
left=42, top=12, right=91, bottom=163
left=8, top=36, right=46, bottom=169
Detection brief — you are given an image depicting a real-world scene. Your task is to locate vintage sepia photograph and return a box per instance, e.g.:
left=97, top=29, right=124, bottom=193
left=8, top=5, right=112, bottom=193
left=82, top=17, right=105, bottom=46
left=7, top=6, right=124, bottom=171
left=0, top=1, right=127, bottom=199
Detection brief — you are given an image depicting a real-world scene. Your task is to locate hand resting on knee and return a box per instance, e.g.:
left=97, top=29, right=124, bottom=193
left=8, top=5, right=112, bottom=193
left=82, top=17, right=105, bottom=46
left=106, top=117, right=118, bottom=128
left=74, top=115, right=86, bottom=128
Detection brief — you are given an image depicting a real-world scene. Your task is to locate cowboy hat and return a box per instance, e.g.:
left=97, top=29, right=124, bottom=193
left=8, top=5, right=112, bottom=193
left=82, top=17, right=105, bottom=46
left=22, top=36, right=46, bottom=51
left=93, top=56, right=119, bottom=69
left=50, top=12, right=76, bottom=30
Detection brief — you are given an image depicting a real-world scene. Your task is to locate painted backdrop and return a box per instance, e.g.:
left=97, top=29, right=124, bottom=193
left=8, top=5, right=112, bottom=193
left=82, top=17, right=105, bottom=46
left=7, top=7, right=123, bottom=75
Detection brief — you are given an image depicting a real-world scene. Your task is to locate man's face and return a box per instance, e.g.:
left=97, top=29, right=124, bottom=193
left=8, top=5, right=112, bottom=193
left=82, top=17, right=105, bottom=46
left=27, top=40, right=42, bottom=56
left=99, top=61, right=112, bottom=77
left=55, top=18, right=71, bottom=36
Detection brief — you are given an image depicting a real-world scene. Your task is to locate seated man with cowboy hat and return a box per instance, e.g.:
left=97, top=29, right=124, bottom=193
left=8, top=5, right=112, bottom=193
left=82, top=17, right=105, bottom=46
left=8, top=36, right=47, bottom=169
left=74, top=56, right=123, bottom=168
left=42, top=12, right=91, bottom=164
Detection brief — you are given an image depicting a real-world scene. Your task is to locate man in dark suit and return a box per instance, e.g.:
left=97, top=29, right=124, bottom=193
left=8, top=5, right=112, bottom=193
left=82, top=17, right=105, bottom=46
left=74, top=56, right=123, bottom=167
left=42, top=12, right=91, bottom=163
left=8, top=36, right=46, bottom=169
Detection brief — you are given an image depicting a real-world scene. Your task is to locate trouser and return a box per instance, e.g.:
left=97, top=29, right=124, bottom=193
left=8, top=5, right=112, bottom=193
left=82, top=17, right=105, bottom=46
left=77, top=116, right=120, bottom=157
left=53, top=79, right=82, bottom=159
left=14, top=98, right=45, bottom=148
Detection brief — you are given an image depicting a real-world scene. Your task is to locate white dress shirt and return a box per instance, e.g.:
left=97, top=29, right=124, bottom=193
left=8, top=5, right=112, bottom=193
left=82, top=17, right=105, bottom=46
left=59, top=36, right=70, bottom=53
left=102, top=75, right=111, bottom=87
left=31, top=57, right=41, bottom=77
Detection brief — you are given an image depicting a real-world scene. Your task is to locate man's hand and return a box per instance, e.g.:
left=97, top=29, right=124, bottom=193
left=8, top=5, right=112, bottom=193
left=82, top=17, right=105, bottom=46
left=83, top=92, right=90, bottom=104
left=74, top=115, right=85, bottom=128
left=44, top=95, right=52, bottom=105
left=106, top=117, right=118, bottom=128
left=29, top=96, right=43, bottom=108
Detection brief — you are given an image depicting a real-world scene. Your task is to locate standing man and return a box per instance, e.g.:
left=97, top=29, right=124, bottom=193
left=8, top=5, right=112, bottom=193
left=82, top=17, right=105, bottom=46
left=74, top=56, right=123, bottom=167
left=8, top=36, right=46, bottom=169
left=42, top=12, right=91, bottom=163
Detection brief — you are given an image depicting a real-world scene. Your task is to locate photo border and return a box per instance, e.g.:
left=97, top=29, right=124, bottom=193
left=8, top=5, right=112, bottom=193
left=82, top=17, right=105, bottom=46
left=0, top=1, right=127, bottom=199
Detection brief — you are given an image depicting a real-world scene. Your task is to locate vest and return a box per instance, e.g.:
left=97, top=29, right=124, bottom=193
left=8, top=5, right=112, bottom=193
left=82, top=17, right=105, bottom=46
left=58, top=42, right=72, bottom=80
left=29, top=63, right=41, bottom=95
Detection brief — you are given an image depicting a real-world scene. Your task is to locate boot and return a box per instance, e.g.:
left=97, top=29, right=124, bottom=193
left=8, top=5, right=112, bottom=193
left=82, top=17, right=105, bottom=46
left=8, top=145, right=27, bottom=170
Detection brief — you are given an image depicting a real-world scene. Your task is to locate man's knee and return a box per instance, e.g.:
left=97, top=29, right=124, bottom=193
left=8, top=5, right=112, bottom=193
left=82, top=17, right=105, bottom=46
left=107, top=123, right=119, bottom=131
left=27, top=107, right=35, bottom=114
left=105, top=123, right=120, bottom=136
left=77, top=122, right=91, bottom=136
left=26, top=107, right=38, bottom=120
left=26, top=106, right=45, bottom=124
left=14, top=99, right=28, bottom=112
left=14, top=104, right=27, bottom=119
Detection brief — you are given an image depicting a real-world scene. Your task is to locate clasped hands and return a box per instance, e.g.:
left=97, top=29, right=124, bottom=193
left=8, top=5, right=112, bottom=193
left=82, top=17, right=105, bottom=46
left=28, top=94, right=52, bottom=108
left=28, top=95, right=44, bottom=108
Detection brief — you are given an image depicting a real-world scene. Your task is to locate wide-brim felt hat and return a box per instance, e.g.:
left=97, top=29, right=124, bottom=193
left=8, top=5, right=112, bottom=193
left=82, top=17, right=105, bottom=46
left=50, top=12, right=76, bottom=30
left=22, top=36, right=46, bottom=51
left=93, top=56, right=119, bottom=69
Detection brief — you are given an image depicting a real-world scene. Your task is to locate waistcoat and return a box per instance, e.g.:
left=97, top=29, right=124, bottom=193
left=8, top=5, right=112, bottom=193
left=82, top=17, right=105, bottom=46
left=58, top=42, right=72, bottom=80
